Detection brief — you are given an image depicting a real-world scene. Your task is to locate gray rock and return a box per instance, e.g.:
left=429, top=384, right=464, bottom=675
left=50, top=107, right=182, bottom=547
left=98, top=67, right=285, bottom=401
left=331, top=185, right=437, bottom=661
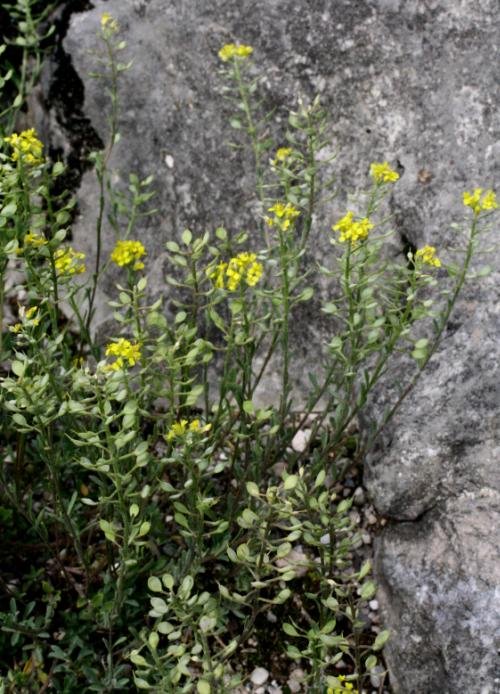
left=42, top=0, right=500, bottom=691
left=375, top=491, right=500, bottom=693
left=250, top=667, right=269, bottom=687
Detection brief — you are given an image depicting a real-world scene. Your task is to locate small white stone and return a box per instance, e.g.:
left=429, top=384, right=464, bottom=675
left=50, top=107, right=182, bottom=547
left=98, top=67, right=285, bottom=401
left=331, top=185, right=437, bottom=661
left=165, top=154, right=174, bottom=168
left=369, top=599, right=379, bottom=611
left=287, top=668, right=305, bottom=693
left=250, top=667, right=269, bottom=686
left=291, top=428, right=311, bottom=452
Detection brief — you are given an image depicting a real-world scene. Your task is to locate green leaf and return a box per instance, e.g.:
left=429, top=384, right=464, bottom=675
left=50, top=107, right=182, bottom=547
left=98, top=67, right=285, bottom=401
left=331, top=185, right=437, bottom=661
left=372, top=629, right=390, bottom=651
left=284, top=475, right=298, bottom=491
left=236, top=543, right=250, bottom=561
left=329, top=336, right=343, bottom=351
left=336, top=498, right=352, bottom=515
left=137, top=521, right=151, bottom=537
left=199, top=616, right=216, bottom=633
left=130, top=504, right=140, bottom=518
left=148, top=576, right=162, bottom=593
left=322, top=302, right=338, bottom=315
left=175, top=512, right=190, bottom=530
left=365, top=654, right=377, bottom=670
left=314, top=469, right=326, bottom=489
left=12, top=413, right=28, bottom=428
left=358, top=560, right=371, bottom=579
left=276, top=542, right=292, bottom=559
left=360, top=580, right=377, bottom=600
left=162, top=573, right=174, bottom=590
left=99, top=519, right=116, bottom=543
left=130, top=651, right=149, bottom=667
left=11, top=360, right=26, bottom=378
left=246, top=481, right=260, bottom=497
left=0, top=202, right=17, bottom=217
left=181, top=228, right=192, bottom=245
left=297, top=287, right=314, bottom=301
left=320, top=619, right=337, bottom=634
left=283, top=622, right=300, bottom=637
left=150, top=597, right=168, bottom=615
left=179, top=575, right=194, bottom=598
left=197, top=681, right=211, bottom=694
left=243, top=400, right=254, bottom=414
left=274, top=588, right=291, bottom=604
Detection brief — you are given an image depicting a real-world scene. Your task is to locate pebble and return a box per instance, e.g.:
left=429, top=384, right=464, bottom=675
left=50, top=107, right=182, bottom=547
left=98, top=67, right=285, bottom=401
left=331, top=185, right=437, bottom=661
left=369, top=599, right=379, bottom=611
left=250, top=667, right=269, bottom=687
left=353, top=486, right=366, bottom=506
left=287, top=668, right=305, bottom=692
left=369, top=664, right=385, bottom=687
left=291, top=429, right=311, bottom=452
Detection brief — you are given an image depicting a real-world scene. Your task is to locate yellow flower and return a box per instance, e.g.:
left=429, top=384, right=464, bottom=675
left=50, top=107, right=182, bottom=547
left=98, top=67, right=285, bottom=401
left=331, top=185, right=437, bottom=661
left=9, top=305, right=40, bottom=333
left=332, top=211, right=374, bottom=244
left=273, top=147, right=293, bottom=166
left=209, top=261, right=228, bottom=289
left=266, top=201, right=301, bottom=231
left=54, top=247, right=86, bottom=276
left=111, top=240, right=146, bottom=269
left=4, top=129, right=44, bottom=166
left=165, top=419, right=211, bottom=442
left=208, top=252, right=263, bottom=291
left=24, top=232, right=47, bottom=248
left=370, top=161, right=399, bottom=183
left=463, top=188, right=497, bottom=214
left=481, top=189, right=498, bottom=210
left=218, top=43, right=253, bottom=62
left=101, top=12, right=119, bottom=33
left=327, top=675, right=358, bottom=693
left=414, top=245, right=441, bottom=268
left=105, top=338, right=141, bottom=371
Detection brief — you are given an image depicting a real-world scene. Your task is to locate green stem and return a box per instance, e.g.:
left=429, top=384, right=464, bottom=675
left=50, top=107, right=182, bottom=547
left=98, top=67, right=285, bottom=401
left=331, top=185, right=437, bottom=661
left=364, top=218, right=478, bottom=452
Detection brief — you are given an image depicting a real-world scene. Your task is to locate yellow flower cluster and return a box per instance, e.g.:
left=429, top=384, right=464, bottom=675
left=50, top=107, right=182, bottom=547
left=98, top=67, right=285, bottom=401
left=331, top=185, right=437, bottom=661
left=414, top=245, right=441, bottom=268
left=101, top=12, right=119, bottom=33
left=9, top=306, right=40, bottom=334
left=332, top=211, right=374, bottom=244
left=105, top=338, right=141, bottom=371
left=265, top=201, right=301, bottom=231
left=218, top=43, right=253, bottom=62
left=165, top=419, right=212, bottom=442
left=462, top=188, right=497, bottom=214
left=24, top=232, right=47, bottom=248
left=209, top=252, right=263, bottom=291
left=327, top=675, right=358, bottom=693
left=4, top=129, right=44, bottom=166
left=111, top=240, right=146, bottom=270
left=370, top=161, right=399, bottom=184
left=54, top=247, right=86, bottom=276
left=272, top=147, right=293, bottom=166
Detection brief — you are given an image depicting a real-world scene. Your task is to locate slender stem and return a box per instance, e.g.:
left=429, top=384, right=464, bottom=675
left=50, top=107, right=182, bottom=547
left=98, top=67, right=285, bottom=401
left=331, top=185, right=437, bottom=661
left=364, top=218, right=477, bottom=452
left=232, top=60, right=268, bottom=248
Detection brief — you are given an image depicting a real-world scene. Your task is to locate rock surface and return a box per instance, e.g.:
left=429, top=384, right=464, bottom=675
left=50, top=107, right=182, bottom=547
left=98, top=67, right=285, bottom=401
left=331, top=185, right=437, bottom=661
left=41, top=0, right=499, bottom=690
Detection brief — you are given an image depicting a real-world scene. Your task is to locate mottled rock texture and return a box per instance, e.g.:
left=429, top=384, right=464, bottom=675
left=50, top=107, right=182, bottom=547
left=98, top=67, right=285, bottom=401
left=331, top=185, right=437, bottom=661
left=43, top=0, right=499, bottom=690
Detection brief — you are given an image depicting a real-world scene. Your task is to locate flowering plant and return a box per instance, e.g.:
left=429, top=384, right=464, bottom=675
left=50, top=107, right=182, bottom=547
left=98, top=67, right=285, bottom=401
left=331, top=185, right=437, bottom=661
left=0, top=16, right=496, bottom=694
